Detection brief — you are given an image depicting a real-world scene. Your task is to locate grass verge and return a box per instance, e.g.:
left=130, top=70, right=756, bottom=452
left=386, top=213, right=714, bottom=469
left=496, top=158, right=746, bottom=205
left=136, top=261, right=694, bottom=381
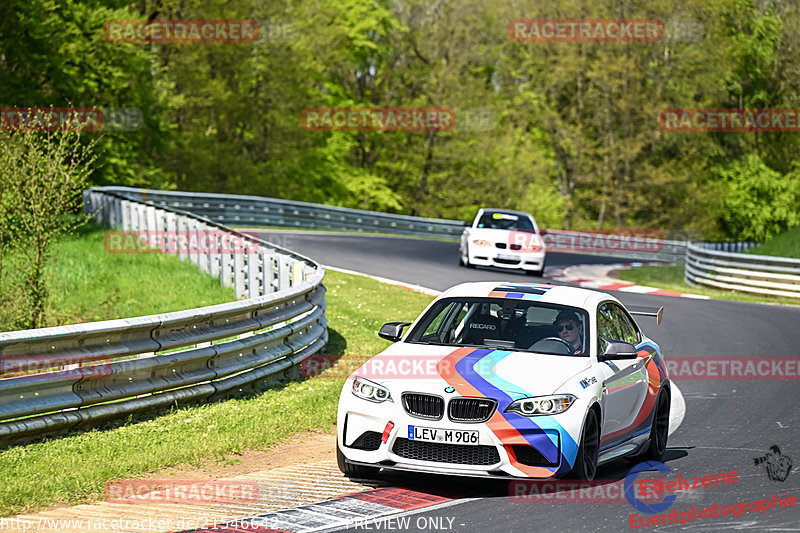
left=746, top=225, right=800, bottom=259
left=44, top=223, right=236, bottom=325
left=0, top=269, right=435, bottom=516
left=617, top=264, right=800, bottom=306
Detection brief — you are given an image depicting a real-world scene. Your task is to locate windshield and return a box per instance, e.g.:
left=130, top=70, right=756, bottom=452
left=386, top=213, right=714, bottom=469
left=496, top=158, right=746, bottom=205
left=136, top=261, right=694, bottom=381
left=407, top=297, right=589, bottom=357
left=476, top=212, right=535, bottom=231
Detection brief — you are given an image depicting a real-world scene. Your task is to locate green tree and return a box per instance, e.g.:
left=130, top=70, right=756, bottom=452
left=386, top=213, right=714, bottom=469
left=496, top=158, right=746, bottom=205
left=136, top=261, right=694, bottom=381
left=0, top=130, right=95, bottom=329
left=714, top=154, right=800, bottom=241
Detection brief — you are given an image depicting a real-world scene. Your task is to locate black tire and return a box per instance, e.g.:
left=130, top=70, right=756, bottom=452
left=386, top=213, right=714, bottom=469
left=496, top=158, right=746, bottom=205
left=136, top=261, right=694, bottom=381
left=642, top=389, right=670, bottom=461
left=525, top=267, right=544, bottom=277
left=570, top=408, right=600, bottom=480
left=336, top=443, right=380, bottom=478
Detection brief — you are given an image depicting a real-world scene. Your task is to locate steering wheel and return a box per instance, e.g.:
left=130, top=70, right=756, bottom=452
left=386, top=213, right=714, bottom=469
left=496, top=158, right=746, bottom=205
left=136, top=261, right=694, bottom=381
left=534, top=337, right=575, bottom=352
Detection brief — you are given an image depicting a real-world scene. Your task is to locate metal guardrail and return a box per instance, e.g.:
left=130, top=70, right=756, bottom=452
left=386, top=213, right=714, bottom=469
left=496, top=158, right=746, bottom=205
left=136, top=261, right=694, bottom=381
left=94, top=186, right=693, bottom=262
left=696, top=241, right=758, bottom=253
left=685, top=241, right=800, bottom=299
left=121, top=186, right=467, bottom=239
left=0, top=189, right=327, bottom=444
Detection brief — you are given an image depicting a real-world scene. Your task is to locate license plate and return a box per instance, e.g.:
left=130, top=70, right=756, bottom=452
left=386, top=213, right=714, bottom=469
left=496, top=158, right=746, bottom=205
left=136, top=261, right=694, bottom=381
left=496, top=253, right=518, bottom=261
left=407, top=425, right=479, bottom=445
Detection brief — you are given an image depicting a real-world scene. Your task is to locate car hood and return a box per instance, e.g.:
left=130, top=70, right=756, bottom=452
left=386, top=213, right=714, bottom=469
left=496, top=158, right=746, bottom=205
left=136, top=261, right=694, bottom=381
left=358, top=342, right=591, bottom=398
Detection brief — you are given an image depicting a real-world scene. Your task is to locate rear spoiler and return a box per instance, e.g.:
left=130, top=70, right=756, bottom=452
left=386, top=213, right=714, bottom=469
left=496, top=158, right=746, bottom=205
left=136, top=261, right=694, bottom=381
left=628, top=306, right=664, bottom=326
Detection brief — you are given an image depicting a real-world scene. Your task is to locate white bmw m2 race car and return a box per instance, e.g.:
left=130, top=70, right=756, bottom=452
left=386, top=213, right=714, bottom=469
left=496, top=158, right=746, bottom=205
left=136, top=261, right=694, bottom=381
left=336, top=282, right=669, bottom=481
left=459, top=209, right=546, bottom=276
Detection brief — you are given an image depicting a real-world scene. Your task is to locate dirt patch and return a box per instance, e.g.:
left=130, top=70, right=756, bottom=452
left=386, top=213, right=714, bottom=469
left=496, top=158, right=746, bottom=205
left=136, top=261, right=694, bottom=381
left=136, top=429, right=338, bottom=482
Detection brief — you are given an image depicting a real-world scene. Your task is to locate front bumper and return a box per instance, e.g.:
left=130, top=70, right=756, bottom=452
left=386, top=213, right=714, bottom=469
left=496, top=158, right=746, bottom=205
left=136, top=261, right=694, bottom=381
left=468, top=249, right=546, bottom=271
left=338, top=395, right=567, bottom=479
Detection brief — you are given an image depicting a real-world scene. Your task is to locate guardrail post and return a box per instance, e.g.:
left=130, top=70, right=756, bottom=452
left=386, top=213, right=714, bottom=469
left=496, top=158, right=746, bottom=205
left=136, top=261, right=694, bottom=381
left=130, top=203, right=141, bottom=232
left=164, top=211, right=176, bottom=254
left=99, top=193, right=110, bottom=224
left=277, top=255, right=290, bottom=290
left=188, top=219, right=200, bottom=267
left=209, top=231, right=221, bottom=279
left=110, top=196, right=122, bottom=229
left=291, top=261, right=304, bottom=287
left=145, top=205, right=156, bottom=247
left=177, top=216, right=188, bottom=262
left=197, top=224, right=210, bottom=273
left=83, top=190, right=92, bottom=217
left=221, top=247, right=233, bottom=289
left=260, top=250, right=275, bottom=293
left=247, top=252, right=260, bottom=298
left=233, top=253, right=245, bottom=298
left=121, top=200, right=131, bottom=231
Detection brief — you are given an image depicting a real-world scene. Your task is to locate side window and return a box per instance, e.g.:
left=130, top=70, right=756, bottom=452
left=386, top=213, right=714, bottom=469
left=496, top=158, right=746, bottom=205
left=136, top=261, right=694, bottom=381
left=598, top=302, right=640, bottom=347
left=597, top=303, right=618, bottom=349
left=421, top=302, right=461, bottom=341
left=612, top=305, right=640, bottom=345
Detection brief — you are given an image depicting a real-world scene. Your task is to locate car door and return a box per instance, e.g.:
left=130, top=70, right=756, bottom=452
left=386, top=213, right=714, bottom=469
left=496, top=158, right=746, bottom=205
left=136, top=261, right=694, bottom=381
left=596, top=302, right=650, bottom=445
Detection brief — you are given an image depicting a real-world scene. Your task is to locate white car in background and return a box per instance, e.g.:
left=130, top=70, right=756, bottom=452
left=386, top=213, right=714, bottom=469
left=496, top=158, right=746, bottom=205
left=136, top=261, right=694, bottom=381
left=459, top=209, right=546, bottom=276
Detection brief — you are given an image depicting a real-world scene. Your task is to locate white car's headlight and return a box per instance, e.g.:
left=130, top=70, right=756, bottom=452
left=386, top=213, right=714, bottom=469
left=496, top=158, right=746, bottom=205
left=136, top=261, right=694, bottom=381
left=505, top=395, right=575, bottom=416
left=472, top=239, right=492, bottom=246
left=352, top=377, right=392, bottom=403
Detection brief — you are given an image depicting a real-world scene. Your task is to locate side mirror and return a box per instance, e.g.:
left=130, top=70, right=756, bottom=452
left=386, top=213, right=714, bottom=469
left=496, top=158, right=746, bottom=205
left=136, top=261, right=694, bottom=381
left=378, top=322, right=411, bottom=342
left=598, top=339, right=639, bottom=361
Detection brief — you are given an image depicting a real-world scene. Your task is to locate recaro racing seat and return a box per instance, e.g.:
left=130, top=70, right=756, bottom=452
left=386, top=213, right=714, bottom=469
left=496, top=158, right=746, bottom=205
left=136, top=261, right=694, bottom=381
left=461, top=305, right=501, bottom=346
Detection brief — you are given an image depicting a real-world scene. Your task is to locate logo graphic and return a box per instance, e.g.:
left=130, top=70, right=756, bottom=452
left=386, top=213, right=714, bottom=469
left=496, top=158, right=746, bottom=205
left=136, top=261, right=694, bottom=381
left=444, top=386, right=455, bottom=393
left=754, top=445, right=793, bottom=482
left=624, top=461, right=677, bottom=513
left=579, top=376, right=597, bottom=389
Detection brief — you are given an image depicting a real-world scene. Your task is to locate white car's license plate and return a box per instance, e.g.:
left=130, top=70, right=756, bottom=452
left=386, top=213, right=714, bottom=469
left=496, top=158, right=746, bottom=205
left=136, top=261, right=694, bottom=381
left=408, top=425, right=479, bottom=445
left=496, top=253, right=519, bottom=261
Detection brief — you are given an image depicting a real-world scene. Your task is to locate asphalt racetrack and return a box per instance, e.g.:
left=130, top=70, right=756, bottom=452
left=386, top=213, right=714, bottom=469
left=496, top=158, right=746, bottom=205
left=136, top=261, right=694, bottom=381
left=257, top=231, right=800, bottom=533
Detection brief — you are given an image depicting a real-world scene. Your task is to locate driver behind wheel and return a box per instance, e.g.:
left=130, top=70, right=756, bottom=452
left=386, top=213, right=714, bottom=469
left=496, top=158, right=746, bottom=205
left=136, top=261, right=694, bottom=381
left=554, top=311, right=584, bottom=355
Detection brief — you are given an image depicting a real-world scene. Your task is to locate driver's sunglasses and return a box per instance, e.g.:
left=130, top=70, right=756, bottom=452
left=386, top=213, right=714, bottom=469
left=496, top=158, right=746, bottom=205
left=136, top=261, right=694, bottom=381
left=556, top=324, right=575, bottom=332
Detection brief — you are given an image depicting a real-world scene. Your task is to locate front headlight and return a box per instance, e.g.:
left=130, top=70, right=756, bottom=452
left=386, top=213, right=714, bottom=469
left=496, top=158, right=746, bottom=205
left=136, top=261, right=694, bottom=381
left=472, top=239, right=492, bottom=246
left=505, top=395, right=576, bottom=416
left=352, top=377, right=392, bottom=403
